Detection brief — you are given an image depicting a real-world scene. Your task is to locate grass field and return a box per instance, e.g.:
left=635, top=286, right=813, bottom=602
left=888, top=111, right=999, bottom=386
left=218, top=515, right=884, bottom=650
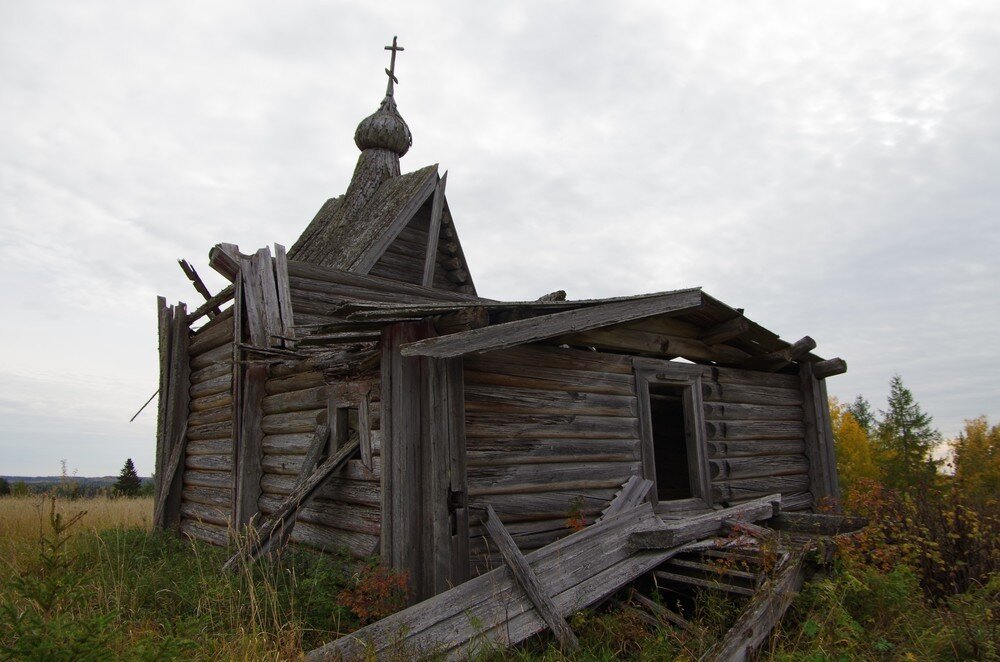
left=1, top=494, right=997, bottom=660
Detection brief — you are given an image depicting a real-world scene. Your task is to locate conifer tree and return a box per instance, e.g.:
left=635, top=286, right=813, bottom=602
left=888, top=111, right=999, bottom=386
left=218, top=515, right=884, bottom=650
left=875, top=375, right=941, bottom=489
left=846, top=395, right=876, bottom=435
left=113, top=458, right=142, bottom=497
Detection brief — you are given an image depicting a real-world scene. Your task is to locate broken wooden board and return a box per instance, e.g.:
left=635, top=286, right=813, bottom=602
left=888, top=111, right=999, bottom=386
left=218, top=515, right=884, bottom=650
left=629, top=494, right=781, bottom=550
left=598, top=475, right=653, bottom=522
left=705, top=549, right=807, bottom=662
left=307, top=502, right=699, bottom=661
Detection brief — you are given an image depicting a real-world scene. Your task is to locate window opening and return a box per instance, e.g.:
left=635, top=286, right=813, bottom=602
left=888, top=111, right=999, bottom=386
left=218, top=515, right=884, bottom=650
left=649, top=383, right=692, bottom=501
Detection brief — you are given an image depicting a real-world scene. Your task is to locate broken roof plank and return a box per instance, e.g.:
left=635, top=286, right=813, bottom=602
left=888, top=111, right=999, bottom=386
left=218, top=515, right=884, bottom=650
left=484, top=505, right=580, bottom=652
left=400, top=288, right=705, bottom=359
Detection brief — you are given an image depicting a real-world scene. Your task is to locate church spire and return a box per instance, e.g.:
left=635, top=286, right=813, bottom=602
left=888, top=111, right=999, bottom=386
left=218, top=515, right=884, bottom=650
left=345, top=36, right=413, bottom=213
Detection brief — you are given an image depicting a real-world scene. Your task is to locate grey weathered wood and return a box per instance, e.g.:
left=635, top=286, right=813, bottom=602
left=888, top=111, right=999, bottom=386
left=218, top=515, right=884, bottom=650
left=178, top=259, right=220, bottom=312
left=208, top=242, right=241, bottom=281
left=154, top=297, right=172, bottom=514
left=294, top=424, right=332, bottom=491
left=654, top=569, right=756, bottom=597
left=401, top=288, right=704, bottom=358
left=630, top=588, right=697, bottom=632
left=287, top=259, right=477, bottom=303
left=253, top=247, right=283, bottom=348
left=629, top=494, right=781, bottom=549
left=484, top=504, right=580, bottom=652
left=241, top=253, right=268, bottom=348
left=812, top=357, right=847, bottom=379
left=235, top=362, right=266, bottom=528
left=722, top=518, right=776, bottom=541
left=421, top=171, right=447, bottom=288
left=800, top=362, right=838, bottom=508
left=707, top=439, right=806, bottom=458
left=465, top=384, right=637, bottom=417
left=705, top=550, right=807, bottom=662
left=307, top=502, right=687, bottom=661
left=561, top=327, right=748, bottom=364
left=702, top=382, right=804, bottom=406
left=599, top=475, right=653, bottom=522
left=709, top=455, right=809, bottom=481
left=161, top=302, right=191, bottom=530
left=273, top=243, right=296, bottom=348
left=770, top=511, right=865, bottom=535
left=358, top=387, right=373, bottom=470
left=186, top=284, right=235, bottom=325
left=741, top=336, right=816, bottom=372
left=700, top=316, right=750, bottom=345
left=223, top=437, right=360, bottom=570
left=154, top=421, right=188, bottom=529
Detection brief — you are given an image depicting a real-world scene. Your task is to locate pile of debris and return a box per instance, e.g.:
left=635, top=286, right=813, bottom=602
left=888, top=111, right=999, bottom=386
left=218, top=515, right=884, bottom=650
left=304, top=477, right=863, bottom=661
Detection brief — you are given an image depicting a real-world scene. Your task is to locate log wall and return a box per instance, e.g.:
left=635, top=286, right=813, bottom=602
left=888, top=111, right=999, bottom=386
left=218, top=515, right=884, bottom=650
left=180, top=306, right=236, bottom=545
left=257, top=363, right=381, bottom=558
left=463, top=345, right=642, bottom=574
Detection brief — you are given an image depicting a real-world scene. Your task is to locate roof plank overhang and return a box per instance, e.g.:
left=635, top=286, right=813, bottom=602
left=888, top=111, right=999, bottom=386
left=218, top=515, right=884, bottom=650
left=399, top=288, right=704, bottom=358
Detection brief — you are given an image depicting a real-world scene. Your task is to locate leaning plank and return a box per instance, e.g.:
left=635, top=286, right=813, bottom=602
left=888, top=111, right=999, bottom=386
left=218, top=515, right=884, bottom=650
left=400, top=288, right=704, bottom=358
left=704, top=549, right=807, bottom=662
left=308, top=502, right=691, bottom=661
left=599, top=475, right=653, bottom=522
left=178, top=259, right=221, bottom=315
left=153, top=422, right=188, bottom=528
left=273, top=244, right=296, bottom=348
left=222, top=438, right=359, bottom=571
left=484, top=505, right=579, bottom=652
left=630, top=494, right=781, bottom=550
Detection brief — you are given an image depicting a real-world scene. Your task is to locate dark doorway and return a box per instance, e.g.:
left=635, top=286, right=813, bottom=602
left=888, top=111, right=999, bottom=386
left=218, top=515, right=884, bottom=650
left=649, top=383, right=692, bottom=501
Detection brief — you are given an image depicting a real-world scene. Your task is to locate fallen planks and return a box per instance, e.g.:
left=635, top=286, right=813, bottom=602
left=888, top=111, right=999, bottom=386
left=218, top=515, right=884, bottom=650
left=308, top=493, right=783, bottom=661
left=629, top=494, right=782, bottom=550
left=223, top=438, right=360, bottom=571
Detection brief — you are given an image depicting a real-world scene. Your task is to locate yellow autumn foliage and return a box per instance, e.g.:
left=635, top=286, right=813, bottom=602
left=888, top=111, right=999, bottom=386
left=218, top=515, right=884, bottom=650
left=829, top=397, right=879, bottom=492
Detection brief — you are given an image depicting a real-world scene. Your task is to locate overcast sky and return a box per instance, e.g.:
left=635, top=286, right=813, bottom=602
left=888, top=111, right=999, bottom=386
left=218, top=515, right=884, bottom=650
left=2, top=1, right=997, bottom=476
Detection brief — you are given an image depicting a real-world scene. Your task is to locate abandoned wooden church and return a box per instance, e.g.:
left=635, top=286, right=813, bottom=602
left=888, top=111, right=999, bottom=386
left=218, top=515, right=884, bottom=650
left=152, top=39, right=847, bottom=610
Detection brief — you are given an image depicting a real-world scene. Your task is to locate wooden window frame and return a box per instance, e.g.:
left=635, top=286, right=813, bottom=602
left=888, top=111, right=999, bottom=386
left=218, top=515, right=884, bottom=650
left=634, top=364, right=712, bottom=508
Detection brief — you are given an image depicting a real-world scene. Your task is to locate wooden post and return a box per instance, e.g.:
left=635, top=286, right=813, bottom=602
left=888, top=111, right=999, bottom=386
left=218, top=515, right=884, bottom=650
left=235, top=362, right=266, bottom=528
left=161, top=301, right=190, bottom=529
left=154, top=297, right=172, bottom=517
left=800, top=362, right=839, bottom=510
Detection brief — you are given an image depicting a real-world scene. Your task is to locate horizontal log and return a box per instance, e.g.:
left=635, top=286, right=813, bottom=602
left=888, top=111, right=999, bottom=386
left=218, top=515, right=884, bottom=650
left=707, top=439, right=806, bottom=458
left=812, top=357, right=847, bottom=379
left=189, top=373, right=231, bottom=399
left=258, top=494, right=380, bottom=536
left=770, top=511, right=866, bottom=535
left=179, top=518, right=229, bottom=546
left=180, top=500, right=230, bottom=527
left=465, top=413, right=640, bottom=439
left=262, top=455, right=379, bottom=482
left=741, top=336, right=816, bottom=372
left=182, top=485, right=232, bottom=507
left=188, top=317, right=233, bottom=356
left=477, top=345, right=635, bottom=375
left=712, top=475, right=810, bottom=503
left=702, top=382, right=803, bottom=406
left=465, top=369, right=635, bottom=398
left=189, top=343, right=231, bottom=371
left=265, top=371, right=325, bottom=396
left=709, top=455, right=810, bottom=481
left=261, top=432, right=315, bottom=455
left=705, top=420, right=806, bottom=441
left=190, top=360, right=231, bottom=386
left=261, top=409, right=326, bottom=435
left=711, top=365, right=800, bottom=389
left=189, top=391, right=232, bottom=413
left=186, top=284, right=235, bottom=325
left=702, top=402, right=802, bottom=421
left=187, top=421, right=233, bottom=442
left=260, top=474, right=380, bottom=507
left=470, top=518, right=581, bottom=554
left=468, top=461, right=639, bottom=492
left=781, top=492, right=813, bottom=511
left=700, top=316, right=750, bottom=345
left=467, top=489, right=615, bottom=522
left=185, top=438, right=232, bottom=456
left=188, top=404, right=232, bottom=427
left=286, top=520, right=379, bottom=558
left=465, top=385, right=637, bottom=417
left=288, top=260, right=473, bottom=302
left=185, top=453, right=233, bottom=472
left=183, top=470, right=232, bottom=489
left=466, top=438, right=640, bottom=466
left=262, top=385, right=327, bottom=415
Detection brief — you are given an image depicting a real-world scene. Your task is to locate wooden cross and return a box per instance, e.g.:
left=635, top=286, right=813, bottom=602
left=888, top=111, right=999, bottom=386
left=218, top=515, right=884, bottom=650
left=384, top=36, right=404, bottom=96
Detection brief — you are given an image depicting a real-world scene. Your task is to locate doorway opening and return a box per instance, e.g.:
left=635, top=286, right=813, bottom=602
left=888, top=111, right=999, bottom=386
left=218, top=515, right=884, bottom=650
left=649, top=383, right=692, bottom=501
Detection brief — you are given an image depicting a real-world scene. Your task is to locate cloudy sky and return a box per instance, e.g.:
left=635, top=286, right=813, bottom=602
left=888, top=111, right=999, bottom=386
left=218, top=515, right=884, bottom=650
left=2, top=1, right=997, bottom=476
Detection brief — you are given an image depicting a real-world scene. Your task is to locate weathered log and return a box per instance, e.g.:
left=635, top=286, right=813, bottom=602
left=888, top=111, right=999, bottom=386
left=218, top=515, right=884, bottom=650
left=709, top=455, right=809, bottom=481
left=599, top=475, right=653, bottom=521
left=187, top=284, right=235, bottom=325
left=179, top=518, right=229, bottom=546
left=702, top=382, right=804, bottom=406
left=465, top=413, right=640, bottom=439
left=812, top=357, right=847, bottom=379
left=770, top=511, right=865, bottom=535
left=209, top=243, right=241, bottom=282
left=629, top=494, right=780, bottom=549
left=700, top=316, right=750, bottom=345
left=466, top=438, right=640, bottom=466
left=264, top=371, right=325, bottom=396
left=706, top=439, right=806, bottom=458
left=711, top=476, right=810, bottom=503
left=704, top=420, right=806, bottom=441
left=741, top=336, right=816, bottom=372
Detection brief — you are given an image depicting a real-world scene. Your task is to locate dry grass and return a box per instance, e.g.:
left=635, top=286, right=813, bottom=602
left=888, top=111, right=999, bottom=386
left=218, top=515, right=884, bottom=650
left=0, top=495, right=152, bottom=573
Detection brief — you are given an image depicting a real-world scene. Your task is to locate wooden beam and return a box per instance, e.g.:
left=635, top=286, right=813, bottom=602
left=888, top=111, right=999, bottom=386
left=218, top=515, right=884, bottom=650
left=209, top=243, right=241, bottom=282
left=295, top=424, right=331, bottom=491
left=253, top=247, right=283, bottom=348
left=812, top=357, right=847, bottom=379
left=770, top=511, right=865, bottom=535
left=273, top=244, right=296, bottom=348
left=178, top=259, right=220, bottom=315
left=800, top=362, right=839, bottom=508
left=160, top=302, right=191, bottom=529
left=154, top=297, right=171, bottom=516
left=599, top=475, right=653, bottom=522
left=234, top=362, right=266, bottom=528
left=186, top=284, right=235, bottom=325
left=701, top=316, right=750, bottom=345
left=629, top=494, right=781, bottom=550
left=704, top=550, right=807, bottom=662
left=400, top=288, right=704, bottom=358
left=422, top=171, right=447, bottom=288
left=741, top=336, right=816, bottom=372
left=484, top=505, right=580, bottom=652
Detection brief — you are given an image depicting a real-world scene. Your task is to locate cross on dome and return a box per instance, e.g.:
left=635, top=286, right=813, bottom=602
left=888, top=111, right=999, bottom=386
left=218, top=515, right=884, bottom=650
left=384, top=36, right=404, bottom=97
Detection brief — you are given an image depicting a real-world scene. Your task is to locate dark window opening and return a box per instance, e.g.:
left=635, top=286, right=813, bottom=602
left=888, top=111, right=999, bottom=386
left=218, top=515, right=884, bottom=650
left=649, top=384, right=692, bottom=501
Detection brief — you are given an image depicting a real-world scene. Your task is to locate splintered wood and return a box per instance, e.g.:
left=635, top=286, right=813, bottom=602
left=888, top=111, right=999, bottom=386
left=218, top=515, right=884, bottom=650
left=308, top=493, right=783, bottom=661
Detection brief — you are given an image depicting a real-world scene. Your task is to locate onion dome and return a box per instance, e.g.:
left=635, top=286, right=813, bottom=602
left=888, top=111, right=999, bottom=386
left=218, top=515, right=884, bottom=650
left=354, top=95, right=412, bottom=156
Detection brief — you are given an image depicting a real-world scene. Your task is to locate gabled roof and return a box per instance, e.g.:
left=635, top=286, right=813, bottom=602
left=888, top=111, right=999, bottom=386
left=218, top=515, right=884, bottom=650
left=288, top=164, right=438, bottom=270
